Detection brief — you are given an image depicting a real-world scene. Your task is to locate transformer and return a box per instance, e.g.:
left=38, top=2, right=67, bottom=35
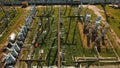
left=7, top=42, right=14, bottom=48
left=16, top=41, right=23, bottom=47
left=20, top=29, right=27, bottom=37
left=13, top=43, right=20, bottom=52
left=7, top=48, right=18, bottom=58
left=6, top=42, right=20, bottom=53
left=17, top=32, right=25, bottom=41
left=21, top=26, right=28, bottom=34
left=7, top=53, right=16, bottom=64
left=2, top=53, right=16, bottom=64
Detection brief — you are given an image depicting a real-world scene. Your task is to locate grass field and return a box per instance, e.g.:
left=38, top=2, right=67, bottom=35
left=19, top=6, right=120, bottom=67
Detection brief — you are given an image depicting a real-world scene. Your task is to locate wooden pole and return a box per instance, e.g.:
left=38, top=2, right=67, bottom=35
left=58, top=7, right=61, bottom=68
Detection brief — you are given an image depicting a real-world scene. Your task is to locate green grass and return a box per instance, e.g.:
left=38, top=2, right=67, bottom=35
left=0, top=11, right=5, bottom=20
left=115, top=48, right=120, bottom=57
left=27, top=15, right=39, bottom=43
left=20, top=50, right=29, bottom=68
left=0, top=8, right=25, bottom=43
left=96, top=5, right=103, bottom=10
left=107, top=6, right=120, bottom=38
left=96, top=5, right=120, bottom=38
left=109, top=18, right=120, bottom=38
left=107, top=32, right=118, bottom=47
left=100, top=48, right=116, bottom=57
left=37, top=7, right=58, bottom=66
left=0, top=8, right=17, bottom=34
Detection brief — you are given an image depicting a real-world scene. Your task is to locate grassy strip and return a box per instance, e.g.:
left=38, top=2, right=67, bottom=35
left=107, top=32, right=120, bottom=57
left=100, top=48, right=116, bottom=57
left=20, top=50, right=29, bottom=68
left=27, top=16, right=39, bottom=43
left=0, top=11, right=5, bottom=20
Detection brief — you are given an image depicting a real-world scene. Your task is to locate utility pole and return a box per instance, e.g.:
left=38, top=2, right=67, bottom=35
left=58, top=7, right=61, bottom=68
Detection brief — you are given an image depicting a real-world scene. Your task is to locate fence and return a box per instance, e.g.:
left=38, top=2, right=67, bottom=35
left=3, top=0, right=120, bottom=6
